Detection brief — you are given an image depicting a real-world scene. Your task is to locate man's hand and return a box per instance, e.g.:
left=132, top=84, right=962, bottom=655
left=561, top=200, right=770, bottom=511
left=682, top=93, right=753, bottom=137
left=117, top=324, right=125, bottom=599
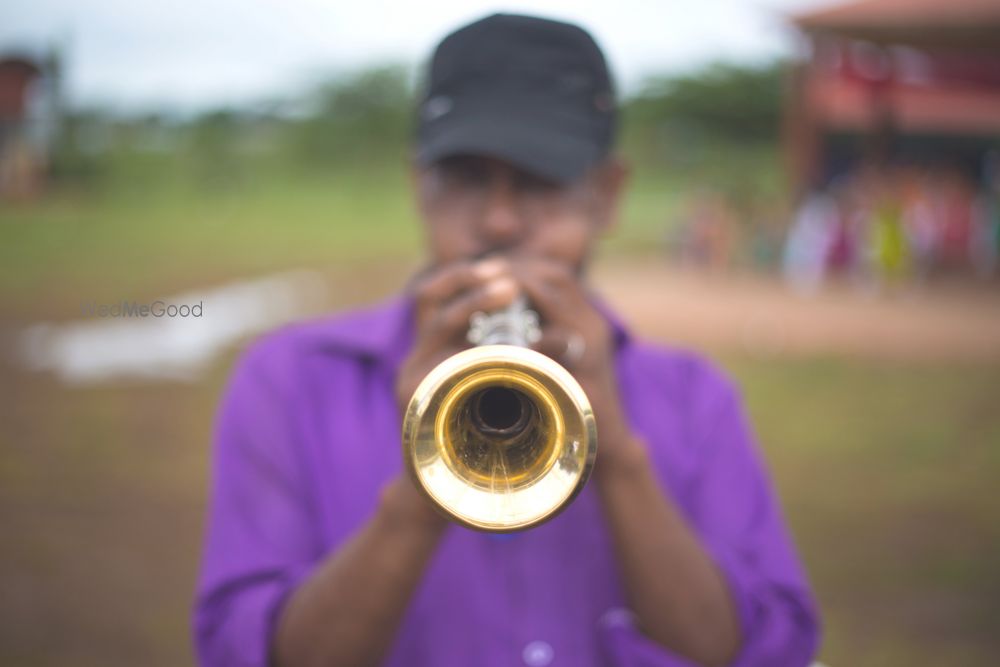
left=497, top=258, right=743, bottom=665
left=395, top=257, right=520, bottom=414
left=505, top=256, right=644, bottom=476
left=397, top=255, right=643, bottom=478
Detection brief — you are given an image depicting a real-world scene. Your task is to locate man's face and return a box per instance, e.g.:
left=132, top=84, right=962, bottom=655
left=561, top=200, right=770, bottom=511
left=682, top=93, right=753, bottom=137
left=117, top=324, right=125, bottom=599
left=413, top=154, right=626, bottom=272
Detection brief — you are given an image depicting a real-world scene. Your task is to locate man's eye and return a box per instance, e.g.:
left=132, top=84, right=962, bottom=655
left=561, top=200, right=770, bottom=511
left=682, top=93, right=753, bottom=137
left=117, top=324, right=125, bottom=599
left=438, top=163, right=490, bottom=189
left=514, top=173, right=561, bottom=195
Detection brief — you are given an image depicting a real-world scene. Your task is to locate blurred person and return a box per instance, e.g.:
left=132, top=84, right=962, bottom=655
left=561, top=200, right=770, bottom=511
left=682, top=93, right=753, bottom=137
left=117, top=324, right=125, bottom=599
left=193, top=14, right=820, bottom=667
left=677, top=191, right=740, bottom=273
left=746, top=199, right=784, bottom=271
left=868, top=175, right=910, bottom=288
left=971, top=152, right=1000, bottom=279
left=899, top=167, right=939, bottom=283
left=935, top=167, right=976, bottom=273
left=824, top=179, right=861, bottom=279
left=783, top=188, right=837, bottom=293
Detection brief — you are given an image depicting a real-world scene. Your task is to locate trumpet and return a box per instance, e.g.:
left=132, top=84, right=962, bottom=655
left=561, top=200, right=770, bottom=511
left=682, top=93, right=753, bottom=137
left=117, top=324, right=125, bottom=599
left=402, top=296, right=597, bottom=532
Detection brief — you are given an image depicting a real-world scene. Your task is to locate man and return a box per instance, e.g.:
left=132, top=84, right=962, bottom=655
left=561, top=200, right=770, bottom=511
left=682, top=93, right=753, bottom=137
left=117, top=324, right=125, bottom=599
left=194, top=13, right=820, bottom=667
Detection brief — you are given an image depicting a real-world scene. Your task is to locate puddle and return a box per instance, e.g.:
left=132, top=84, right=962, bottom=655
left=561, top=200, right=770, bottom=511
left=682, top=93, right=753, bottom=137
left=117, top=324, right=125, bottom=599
left=17, top=270, right=327, bottom=385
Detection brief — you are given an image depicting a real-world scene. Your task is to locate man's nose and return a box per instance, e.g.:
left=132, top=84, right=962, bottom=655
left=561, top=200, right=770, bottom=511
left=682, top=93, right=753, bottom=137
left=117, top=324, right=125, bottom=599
left=478, top=176, right=526, bottom=249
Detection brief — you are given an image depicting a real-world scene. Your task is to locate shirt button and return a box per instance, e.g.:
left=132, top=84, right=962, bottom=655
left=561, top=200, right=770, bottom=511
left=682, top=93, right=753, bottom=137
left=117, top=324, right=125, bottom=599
left=522, top=639, right=554, bottom=666
left=599, top=606, right=636, bottom=629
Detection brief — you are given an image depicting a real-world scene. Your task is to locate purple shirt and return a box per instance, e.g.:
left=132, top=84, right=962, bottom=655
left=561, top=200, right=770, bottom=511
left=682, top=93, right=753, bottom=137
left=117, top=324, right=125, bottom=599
left=193, top=295, right=820, bottom=667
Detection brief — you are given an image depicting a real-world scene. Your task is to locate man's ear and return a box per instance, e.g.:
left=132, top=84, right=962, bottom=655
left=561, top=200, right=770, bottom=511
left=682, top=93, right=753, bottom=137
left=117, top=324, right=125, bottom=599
left=408, top=153, right=430, bottom=217
left=591, top=156, right=631, bottom=234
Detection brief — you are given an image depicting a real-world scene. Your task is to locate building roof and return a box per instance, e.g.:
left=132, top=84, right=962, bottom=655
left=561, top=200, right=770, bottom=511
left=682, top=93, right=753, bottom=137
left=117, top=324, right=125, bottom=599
left=0, top=56, right=43, bottom=120
left=793, top=0, right=1000, bottom=49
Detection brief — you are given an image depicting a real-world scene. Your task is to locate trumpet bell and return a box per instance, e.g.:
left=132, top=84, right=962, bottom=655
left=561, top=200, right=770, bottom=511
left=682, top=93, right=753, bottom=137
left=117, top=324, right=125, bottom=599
left=402, top=344, right=597, bottom=532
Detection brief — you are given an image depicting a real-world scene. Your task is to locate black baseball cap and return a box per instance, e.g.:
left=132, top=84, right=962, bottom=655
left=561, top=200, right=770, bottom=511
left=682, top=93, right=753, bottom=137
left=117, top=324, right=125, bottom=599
left=414, top=13, right=617, bottom=185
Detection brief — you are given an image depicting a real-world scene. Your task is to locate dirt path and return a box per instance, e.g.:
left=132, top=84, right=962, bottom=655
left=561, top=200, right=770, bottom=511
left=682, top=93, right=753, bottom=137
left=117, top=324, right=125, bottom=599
left=592, top=259, right=1000, bottom=361
left=6, top=258, right=999, bottom=369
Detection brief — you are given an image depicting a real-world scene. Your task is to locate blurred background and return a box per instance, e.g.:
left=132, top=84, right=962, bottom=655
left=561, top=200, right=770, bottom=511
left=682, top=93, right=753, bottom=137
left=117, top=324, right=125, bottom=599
left=2, top=0, right=999, bottom=665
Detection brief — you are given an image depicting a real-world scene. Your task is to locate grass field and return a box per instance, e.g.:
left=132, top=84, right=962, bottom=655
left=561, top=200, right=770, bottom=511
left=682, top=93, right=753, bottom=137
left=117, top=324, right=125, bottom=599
left=1, top=154, right=997, bottom=666
left=0, top=154, right=697, bottom=318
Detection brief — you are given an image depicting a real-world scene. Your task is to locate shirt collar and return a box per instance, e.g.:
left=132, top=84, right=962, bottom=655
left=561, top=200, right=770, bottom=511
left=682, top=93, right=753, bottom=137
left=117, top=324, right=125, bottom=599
left=589, top=289, right=631, bottom=351
left=315, top=295, right=416, bottom=370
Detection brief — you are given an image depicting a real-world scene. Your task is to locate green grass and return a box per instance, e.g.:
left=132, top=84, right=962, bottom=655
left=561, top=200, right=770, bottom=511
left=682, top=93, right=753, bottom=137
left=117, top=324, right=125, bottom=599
left=0, top=157, right=421, bottom=316
left=721, top=355, right=1000, bottom=666
left=1, top=148, right=737, bottom=317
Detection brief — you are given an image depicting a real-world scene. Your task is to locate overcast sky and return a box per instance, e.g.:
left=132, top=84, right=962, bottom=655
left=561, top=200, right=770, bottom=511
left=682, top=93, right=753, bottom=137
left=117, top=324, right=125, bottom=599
left=2, top=0, right=836, bottom=112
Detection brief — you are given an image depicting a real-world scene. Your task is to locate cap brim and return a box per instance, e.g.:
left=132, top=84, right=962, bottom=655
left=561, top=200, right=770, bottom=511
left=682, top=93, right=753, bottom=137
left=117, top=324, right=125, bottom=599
left=416, top=110, right=602, bottom=185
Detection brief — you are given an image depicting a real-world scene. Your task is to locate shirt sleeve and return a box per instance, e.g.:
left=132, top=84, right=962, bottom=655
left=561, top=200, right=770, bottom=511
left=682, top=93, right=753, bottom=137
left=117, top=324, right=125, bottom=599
left=599, top=378, right=821, bottom=667
left=192, top=341, right=321, bottom=667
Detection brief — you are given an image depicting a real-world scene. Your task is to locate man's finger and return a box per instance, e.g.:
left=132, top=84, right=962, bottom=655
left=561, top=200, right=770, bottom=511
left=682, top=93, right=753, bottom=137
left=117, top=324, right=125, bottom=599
left=412, top=257, right=512, bottom=314
left=513, top=265, right=583, bottom=328
left=421, top=277, right=520, bottom=351
left=529, top=326, right=585, bottom=367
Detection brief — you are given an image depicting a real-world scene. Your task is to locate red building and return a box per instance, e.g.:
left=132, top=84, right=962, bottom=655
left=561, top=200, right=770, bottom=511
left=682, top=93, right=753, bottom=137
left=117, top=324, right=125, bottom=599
left=785, top=0, right=1000, bottom=192
left=0, top=52, right=58, bottom=199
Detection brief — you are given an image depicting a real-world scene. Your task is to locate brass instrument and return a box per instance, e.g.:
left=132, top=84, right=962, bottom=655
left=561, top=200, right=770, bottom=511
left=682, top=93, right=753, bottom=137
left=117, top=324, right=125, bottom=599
left=402, top=296, right=597, bottom=532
